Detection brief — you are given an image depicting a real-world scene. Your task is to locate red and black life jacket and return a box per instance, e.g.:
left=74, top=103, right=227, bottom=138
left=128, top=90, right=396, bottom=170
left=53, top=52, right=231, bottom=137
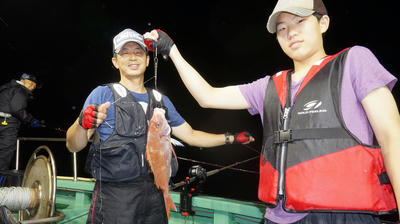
left=259, top=49, right=397, bottom=214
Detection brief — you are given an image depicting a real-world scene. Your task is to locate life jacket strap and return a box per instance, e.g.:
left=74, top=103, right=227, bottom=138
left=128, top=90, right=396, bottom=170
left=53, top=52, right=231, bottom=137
left=266, top=127, right=351, bottom=146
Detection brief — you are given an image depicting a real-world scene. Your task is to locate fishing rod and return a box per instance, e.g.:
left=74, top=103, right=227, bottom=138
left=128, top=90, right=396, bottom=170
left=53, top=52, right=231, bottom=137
left=39, top=123, right=67, bottom=133
left=42, top=125, right=67, bottom=133
left=176, top=156, right=259, bottom=174
left=171, top=155, right=259, bottom=190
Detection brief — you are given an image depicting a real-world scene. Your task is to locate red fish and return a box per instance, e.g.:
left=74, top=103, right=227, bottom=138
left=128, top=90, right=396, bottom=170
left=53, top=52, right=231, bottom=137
left=146, top=108, right=177, bottom=219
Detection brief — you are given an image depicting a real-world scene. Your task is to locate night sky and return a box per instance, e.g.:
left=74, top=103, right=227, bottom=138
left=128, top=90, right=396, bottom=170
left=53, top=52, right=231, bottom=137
left=1, top=1, right=399, bottom=202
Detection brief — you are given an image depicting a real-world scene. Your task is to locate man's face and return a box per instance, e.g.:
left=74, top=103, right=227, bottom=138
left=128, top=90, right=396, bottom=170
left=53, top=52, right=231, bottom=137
left=112, top=42, right=149, bottom=78
left=22, top=79, right=37, bottom=92
left=275, top=12, right=326, bottom=62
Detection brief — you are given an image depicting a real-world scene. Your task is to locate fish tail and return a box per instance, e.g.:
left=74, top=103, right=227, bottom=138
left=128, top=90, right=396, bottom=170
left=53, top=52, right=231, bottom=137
left=163, top=191, right=176, bottom=219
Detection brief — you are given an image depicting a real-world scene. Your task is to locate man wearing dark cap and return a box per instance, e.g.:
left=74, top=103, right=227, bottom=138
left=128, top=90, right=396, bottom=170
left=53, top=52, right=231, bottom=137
left=0, top=73, right=41, bottom=170
left=145, top=0, right=400, bottom=223
left=66, top=28, right=253, bottom=224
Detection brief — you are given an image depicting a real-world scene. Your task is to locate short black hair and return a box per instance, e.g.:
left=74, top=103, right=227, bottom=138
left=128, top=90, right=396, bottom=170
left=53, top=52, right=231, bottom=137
left=313, top=12, right=324, bottom=21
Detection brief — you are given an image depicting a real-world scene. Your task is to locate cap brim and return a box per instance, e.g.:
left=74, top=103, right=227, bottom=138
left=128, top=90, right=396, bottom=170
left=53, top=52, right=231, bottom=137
left=267, top=8, right=315, bottom=33
left=114, top=39, right=148, bottom=54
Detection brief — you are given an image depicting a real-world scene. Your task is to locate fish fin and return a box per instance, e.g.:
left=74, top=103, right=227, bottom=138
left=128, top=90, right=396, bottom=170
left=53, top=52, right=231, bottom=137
left=171, top=146, right=178, bottom=168
left=171, top=138, right=184, bottom=147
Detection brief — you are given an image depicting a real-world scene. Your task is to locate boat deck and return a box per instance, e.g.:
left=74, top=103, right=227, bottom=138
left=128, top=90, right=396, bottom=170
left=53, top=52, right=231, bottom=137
left=55, top=177, right=266, bottom=224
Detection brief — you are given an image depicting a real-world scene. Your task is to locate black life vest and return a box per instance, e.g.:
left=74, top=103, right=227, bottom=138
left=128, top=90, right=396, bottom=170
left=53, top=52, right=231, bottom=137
left=0, top=80, right=34, bottom=125
left=86, top=83, right=177, bottom=182
left=259, top=49, right=396, bottom=214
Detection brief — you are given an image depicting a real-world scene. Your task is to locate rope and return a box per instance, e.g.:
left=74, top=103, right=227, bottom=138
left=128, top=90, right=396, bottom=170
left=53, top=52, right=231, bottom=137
left=0, top=187, right=32, bottom=211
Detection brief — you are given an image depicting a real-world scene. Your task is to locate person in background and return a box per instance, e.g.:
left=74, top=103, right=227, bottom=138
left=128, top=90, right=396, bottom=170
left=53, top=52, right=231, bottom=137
left=144, top=0, right=400, bottom=222
left=0, top=73, right=42, bottom=171
left=66, top=28, right=253, bottom=224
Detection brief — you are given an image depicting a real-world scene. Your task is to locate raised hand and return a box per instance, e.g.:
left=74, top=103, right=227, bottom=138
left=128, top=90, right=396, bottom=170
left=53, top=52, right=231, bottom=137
left=144, top=29, right=174, bottom=59
left=78, top=102, right=111, bottom=129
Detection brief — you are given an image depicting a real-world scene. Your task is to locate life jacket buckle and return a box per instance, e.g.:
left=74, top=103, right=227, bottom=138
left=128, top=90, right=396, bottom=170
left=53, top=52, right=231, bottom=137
left=274, top=129, right=292, bottom=144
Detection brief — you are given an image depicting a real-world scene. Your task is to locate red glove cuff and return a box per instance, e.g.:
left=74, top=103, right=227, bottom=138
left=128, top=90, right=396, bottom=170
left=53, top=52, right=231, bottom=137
left=234, top=131, right=250, bottom=144
left=144, top=29, right=174, bottom=58
left=144, top=39, right=154, bottom=51
left=79, top=104, right=98, bottom=129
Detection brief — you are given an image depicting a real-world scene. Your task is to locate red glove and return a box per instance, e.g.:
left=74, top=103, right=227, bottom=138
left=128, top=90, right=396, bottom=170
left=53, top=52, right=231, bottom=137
left=144, top=29, right=174, bottom=59
left=78, top=104, right=99, bottom=129
left=233, top=131, right=252, bottom=144
left=225, top=131, right=253, bottom=144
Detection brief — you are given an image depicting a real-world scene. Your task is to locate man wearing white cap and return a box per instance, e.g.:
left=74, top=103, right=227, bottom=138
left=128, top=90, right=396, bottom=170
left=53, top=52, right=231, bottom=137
left=66, top=28, right=253, bottom=224
left=145, top=0, right=400, bottom=222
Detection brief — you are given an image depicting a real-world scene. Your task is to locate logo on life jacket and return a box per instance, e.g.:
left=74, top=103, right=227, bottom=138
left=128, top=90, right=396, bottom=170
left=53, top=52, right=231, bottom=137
left=297, top=100, right=327, bottom=115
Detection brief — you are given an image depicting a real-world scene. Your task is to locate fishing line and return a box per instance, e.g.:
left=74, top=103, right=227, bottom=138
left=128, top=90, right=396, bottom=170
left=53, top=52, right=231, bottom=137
left=110, top=97, right=122, bottom=105
left=154, top=46, right=158, bottom=90
left=143, top=76, right=155, bottom=85
left=241, top=144, right=260, bottom=154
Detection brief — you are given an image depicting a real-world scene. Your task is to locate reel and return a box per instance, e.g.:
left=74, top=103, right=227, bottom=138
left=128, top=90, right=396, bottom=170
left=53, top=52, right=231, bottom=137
left=179, top=165, right=207, bottom=217
left=0, top=145, right=64, bottom=223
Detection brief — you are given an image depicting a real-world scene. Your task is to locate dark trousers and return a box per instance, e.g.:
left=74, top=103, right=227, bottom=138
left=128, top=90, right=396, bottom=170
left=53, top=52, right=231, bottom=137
left=265, top=212, right=382, bottom=224
left=87, top=176, right=168, bottom=224
left=0, top=123, right=18, bottom=170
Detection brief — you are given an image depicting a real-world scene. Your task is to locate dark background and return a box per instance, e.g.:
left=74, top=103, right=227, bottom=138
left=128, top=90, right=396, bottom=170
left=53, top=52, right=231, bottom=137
left=1, top=0, right=399, bottom=203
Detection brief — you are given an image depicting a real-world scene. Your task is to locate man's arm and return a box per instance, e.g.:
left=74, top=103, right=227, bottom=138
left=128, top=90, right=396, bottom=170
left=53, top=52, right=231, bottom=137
left=144, top=30, right=250, bottom=110
left=66, top=118, right=89, bottom=152
left=66, top=102, right=111, bottom=153
left=169, top=46, right=249, bottom=110
left=361, top=86, right=400, bottom=216
left=10, top=90, right=35, bottom=123
left=171, top=122, right=254, bottom=147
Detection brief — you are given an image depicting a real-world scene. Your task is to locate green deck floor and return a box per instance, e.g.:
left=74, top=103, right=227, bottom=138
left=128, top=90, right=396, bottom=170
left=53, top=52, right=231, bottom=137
left=54, top=178, right=266, bottom=224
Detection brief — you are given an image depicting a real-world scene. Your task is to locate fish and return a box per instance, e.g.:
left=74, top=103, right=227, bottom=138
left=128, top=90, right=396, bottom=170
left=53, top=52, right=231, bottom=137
left=145, top=107, right=178, bottom=219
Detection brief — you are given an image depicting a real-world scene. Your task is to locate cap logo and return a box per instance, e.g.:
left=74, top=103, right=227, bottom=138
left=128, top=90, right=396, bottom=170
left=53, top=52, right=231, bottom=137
left=115, top=32, right=141, bottom=45
left=113, top=29, right=147, bottom=53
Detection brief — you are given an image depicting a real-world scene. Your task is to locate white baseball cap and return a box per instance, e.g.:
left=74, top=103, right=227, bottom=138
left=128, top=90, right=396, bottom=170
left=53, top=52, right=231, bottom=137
left=113, top=28, right=148, bottom=53
left=266, top=0, right=328, bottom=33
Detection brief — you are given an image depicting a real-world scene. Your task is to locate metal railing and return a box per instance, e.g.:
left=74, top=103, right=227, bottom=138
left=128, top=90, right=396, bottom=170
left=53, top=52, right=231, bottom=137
left=16, top=137, right=78, bottom=181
